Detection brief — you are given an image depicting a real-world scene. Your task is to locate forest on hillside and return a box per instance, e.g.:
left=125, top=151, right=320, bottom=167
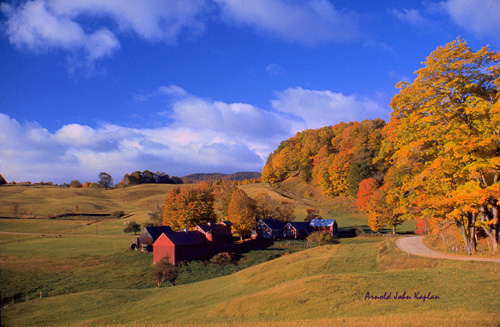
left=263, top=39, right=500, bottom=254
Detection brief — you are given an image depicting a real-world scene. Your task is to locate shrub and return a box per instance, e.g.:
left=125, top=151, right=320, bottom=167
left=124, top=220, right=141, bottom=235
left=306, top=231, right=336, bottom=246
left=152, top=257, right=179, bottom=287
left=69, top=180, right=83, bottom=188
left=210, top=252, right=238, bottom=265
left=111, top=210, right=125, bottom=218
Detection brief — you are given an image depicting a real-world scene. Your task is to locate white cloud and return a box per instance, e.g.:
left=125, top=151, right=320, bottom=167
left=1, top=0, right=120, bottom=61
left=391, top=8, right=433, bottom=28
left=271, top=87, right=389, bottom=130
left=0, top=86, right=386, bottom=183
left=0, top=0, right=207, bottom=68
left=215, top=0, right=360, bottom=44
left=441, top=0, right=500, bottom=40
left=47, top=0, right=208, bottom=43
left=266, top=63, right=286, bottom=76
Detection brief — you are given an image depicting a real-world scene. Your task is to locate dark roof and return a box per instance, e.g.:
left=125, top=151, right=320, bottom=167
left=144, top=226, right=173, bottom=240
left=197, top=223, right=232, bottom=237
left=309, top=219, right=336, bottom=227
left=259, top=219, right=284, bottom=230
left=163, top=231, right=206, bottom=246
left=286, top=222, right=312, bottom=232
left=221, top=221, right=232, bottom=226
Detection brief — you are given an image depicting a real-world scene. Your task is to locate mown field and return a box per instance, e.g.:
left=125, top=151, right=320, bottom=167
left=1, top=236, right=499, bottom=326
left=1, top=183, right=498, bottom=326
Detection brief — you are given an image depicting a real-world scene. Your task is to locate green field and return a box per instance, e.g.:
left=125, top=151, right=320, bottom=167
left=1, top=183, right=498, bottom=326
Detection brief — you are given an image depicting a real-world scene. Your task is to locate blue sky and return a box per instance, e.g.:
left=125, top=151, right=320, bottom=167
left=1, top=0, right=499, bottom=184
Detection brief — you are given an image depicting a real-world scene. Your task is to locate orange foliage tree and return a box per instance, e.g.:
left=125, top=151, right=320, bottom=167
left=227, top=188, right=256, bottom=240
left=162, top=184, right=217, bottom=230
left=378, top=38, right=500, bottom=253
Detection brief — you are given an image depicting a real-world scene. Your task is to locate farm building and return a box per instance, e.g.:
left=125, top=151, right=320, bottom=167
left=252, top=219, right=284, bottom=239
left=309, top=219, right=338, bottom=235
left=196, top=221, right=233, bottom=248
left=138, top=226, right=173, bottom=252
left=153, top=231, right=208, bottom=264
left=283, top=221, right=312, bottom=239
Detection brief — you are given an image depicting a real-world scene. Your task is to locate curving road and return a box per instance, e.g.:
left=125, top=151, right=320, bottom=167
left=395, top=236, right=500, bottom=263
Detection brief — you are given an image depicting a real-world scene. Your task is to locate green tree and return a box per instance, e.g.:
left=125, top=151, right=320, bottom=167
left=98, top=172, right=113, bottom=190
left=304, top=207, right=322, bottom=222
left=147, top=202, right=163, bottom=226
left=124, top=221, right=141, bottom=235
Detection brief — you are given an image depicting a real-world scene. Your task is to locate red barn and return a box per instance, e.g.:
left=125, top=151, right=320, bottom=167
left=153, top=231, right=207, bottom=265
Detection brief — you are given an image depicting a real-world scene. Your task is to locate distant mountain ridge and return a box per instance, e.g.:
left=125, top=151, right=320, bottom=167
left=182, top=172, right=261, bottom=184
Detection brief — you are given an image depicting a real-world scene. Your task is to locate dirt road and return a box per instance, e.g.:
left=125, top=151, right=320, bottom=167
left=395, top=236, right=500, bottom=263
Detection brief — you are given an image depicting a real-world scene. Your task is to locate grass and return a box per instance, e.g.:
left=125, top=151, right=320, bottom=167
left=4, top=182, right=495, bottom=326
left=2, top=236, right=499, bottom=326
left=0, top=184, right=186, bottom=218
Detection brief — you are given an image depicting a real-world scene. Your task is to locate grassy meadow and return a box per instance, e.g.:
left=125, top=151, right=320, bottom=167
left=1, top=182, right=498, bottom=326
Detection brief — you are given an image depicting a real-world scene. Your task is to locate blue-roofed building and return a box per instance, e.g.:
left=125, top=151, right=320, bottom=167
left=309, top=219, right=338, bottom=235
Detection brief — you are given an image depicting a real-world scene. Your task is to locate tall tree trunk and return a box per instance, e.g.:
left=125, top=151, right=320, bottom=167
left=480, top=203, right=499, bottom=252
left=490, top=201, right=499, bottom=252
left=457, top=216, right=475, bottom=255
left=468, top=212, right=477, bottom=255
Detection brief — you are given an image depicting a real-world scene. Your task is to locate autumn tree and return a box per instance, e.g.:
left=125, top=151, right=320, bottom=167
left=275, top=201, right=295, bottom=224
left=227, top=189, right=256, bottom=240
left=253, top=192, right=279, bottom=220
left=213, top=181, right=237, bottom=219
left=304, top=207, right=322, bottom=222
left=379, top=38, right=500, bottom=253
left=98, top=172, right=113, bottom=190
left=262, top=119, right=384, bottom=199
left=69, top=180, right=83, bottom=188
left=162, top=184, right=216, bottom=230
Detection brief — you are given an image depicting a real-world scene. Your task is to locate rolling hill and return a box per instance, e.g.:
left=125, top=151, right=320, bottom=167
left=0, top=183, right=498, bottom=326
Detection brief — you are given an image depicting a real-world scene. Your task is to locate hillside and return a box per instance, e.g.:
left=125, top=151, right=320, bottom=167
left=182, top=172, right=261, bottom=184
left=0, top=183, right=497, bottom=326
left=2, top=237, right=498, bottom=326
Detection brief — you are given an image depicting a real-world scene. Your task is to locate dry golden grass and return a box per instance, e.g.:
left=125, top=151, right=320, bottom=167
left=3, top=238, right=499, bottom=326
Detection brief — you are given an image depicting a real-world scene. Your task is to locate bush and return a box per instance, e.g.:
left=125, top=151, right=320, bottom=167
left=152, top=257, right=179, bottom=287
left=111, top=210, right=125, bottom=218
left=306, top=231, right=336, bottom=246
left=210, top=252, right=238, bottom=265
left=124, top=220, right=141, bottom=235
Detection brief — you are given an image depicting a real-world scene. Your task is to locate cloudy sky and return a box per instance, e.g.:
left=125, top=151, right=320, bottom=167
left=1, top=0, right=499, bottom=184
